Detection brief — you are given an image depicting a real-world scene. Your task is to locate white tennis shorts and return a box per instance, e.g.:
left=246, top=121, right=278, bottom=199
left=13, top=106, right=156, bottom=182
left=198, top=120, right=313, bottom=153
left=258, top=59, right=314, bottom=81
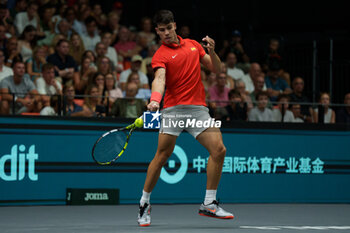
left=159, top=105, right=213, bottom=138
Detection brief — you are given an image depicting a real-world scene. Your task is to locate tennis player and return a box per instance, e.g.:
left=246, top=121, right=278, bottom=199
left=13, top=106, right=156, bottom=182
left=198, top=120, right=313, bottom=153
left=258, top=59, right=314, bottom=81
left=138, top=10, right=234, bottom=226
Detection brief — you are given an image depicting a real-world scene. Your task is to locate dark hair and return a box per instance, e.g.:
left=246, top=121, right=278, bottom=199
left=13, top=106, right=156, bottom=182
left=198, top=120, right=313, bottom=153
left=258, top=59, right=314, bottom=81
left=255, top=91, right=269, bottom=100
left=64, top=7, right=76, bottom=18
left=85, top=16, right=97, bottom=25
left=153, top=10, right=174, bottom=26
left=12, top=60, right=24, bottom=68
left=19, top=25, right=36, bottom=40
left=27, top=1, right=38, bottom=8
left=277, top=94, right=290, bottom=102
left=228, top=89, right=241, bottom=99
left=56, top=39, right=69, bottom=47
left=42, top=63, right=55, bottom=72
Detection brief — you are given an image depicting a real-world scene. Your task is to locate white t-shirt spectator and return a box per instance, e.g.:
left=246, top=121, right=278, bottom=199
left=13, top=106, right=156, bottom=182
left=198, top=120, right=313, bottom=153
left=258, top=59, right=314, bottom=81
left=272, top=108, right=294, bottom=122
left=0, top=66, right=14, bottom=83
left=81, top=34, right=101, bottom=51
left=14, top=12, right=38, bottom=35
left=227, top=66, right=245, bottom=80
left=40, top=106, right=57, bottom=116
left=248, top=106, right=274, bottom=122
left=35, top=77, right=62, bottom=95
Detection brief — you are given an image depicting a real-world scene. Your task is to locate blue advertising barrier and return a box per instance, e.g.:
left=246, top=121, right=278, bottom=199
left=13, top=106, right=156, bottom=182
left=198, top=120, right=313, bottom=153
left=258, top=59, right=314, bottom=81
left=0, top=116, right=350, bottom=205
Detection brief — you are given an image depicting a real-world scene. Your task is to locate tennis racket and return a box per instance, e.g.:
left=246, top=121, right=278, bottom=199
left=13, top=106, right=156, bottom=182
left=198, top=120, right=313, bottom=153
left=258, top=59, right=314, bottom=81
left=92, top=117, right=143, bottom=165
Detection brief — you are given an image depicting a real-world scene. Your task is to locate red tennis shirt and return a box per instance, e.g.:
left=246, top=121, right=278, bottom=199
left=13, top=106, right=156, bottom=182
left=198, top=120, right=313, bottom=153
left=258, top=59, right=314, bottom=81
left=151, top=36, right=207, bottom=109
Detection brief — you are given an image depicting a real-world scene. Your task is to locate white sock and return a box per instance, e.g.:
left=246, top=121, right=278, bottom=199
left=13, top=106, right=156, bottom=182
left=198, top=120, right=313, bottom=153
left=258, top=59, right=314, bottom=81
left=140, top=190, right=151, bottom=206
left=204, top=189, right=217, bottom=205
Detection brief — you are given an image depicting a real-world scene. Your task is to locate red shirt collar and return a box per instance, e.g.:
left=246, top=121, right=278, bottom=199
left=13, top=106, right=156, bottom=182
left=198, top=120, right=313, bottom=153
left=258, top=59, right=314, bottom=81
left=162, top=35, right=185, bottom=48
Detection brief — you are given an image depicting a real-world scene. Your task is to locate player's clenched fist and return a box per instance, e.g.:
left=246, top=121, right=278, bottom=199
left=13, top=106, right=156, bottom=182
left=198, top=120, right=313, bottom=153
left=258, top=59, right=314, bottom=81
left=147, top=101, right=160, bottom=112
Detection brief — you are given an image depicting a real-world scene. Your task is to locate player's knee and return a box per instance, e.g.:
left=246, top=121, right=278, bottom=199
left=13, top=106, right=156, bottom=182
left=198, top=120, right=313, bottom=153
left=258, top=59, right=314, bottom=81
left=154, top=150, right=172, bottom=167
left=211, top=144, right=226, bottom=162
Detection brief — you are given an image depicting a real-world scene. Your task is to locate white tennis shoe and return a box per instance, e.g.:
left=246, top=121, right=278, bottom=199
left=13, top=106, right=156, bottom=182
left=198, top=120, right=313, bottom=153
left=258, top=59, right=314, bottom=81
left=199, top=200, right=234, bottom=219
left=138, top=203, right=151, bottom=226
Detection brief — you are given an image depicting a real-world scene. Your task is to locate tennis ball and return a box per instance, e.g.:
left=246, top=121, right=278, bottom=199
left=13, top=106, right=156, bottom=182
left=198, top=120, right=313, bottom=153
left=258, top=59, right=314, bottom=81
left=134, top=118, right=143, bottom=128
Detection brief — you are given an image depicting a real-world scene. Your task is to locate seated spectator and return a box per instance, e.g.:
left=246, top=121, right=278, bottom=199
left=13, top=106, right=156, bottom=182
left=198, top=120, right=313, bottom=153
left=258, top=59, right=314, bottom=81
left=220, top=62, right=235, bottom=89
left=114, top=26, right=142, bottom=63
left=9, top=0, right=27, bottom=24
left=208, top=72, right=231, bottom=119
left=95, top=42, right=108, bottom=61
left=40, top=94, right=60, bottom=116
left=248, top=91, right=274, bottom=122
left=125, top=72, right=151, bottom=101
left=96, top=56, right=117, bottom=78
left=46, top=39, right=78, bottom=84
left=39, top=5, right=55, bottom=33
left=63, top=83, right=83, bottom=116
left=110, top=82, right=146, bottom=118
left=140, top=44, right=159, bottom=75
left=88, top=72, right=105, bottom=104
left=119, top=55, right=149, bottom=91
left=91, top=3, right=107, bottom=29
left=104, top=73, right=123, bottom=108
left=0, top=61, right=41, bottom=114
left=4, top=37, right=22, bottom=67
left=250, top=74, right=271, bottom=108
left=336, top=93, right=350, bottom=124
left=313, top=92, right=335, bottom=124
left=222, top=89, right=247, bottom=121
left=17, top=25, right=37, bottom=64
left=202, top=70, right=216, bottom=95
left=265, top=61, right=292, bottom=102
left=137, top=33, right=150, bottom=59
left=271, top=94, right=294, bottom=122
left=219, top=30, right=250, bottom=70
left=106, top=11, right=121, bottom=44
left=51, top=3, right=68, bottom=23
left=74, top=55, right=96, bottom=95
left=0, top=4, right=15, bottom=36
left=288, top=76, right=313, bottom=122
left=81, top=16, right=101, bottom=51
left=26, top=46, right=47, bottom=81
left=46, top=34, right=65, bottom=55
left=64, top=7, right=84, bottom=36
left=69, top=33, right=85, bottom=65
left=55, top=19, right=74, bottom=40
left=81, top=84, right=107, bottom=117
left=35, top=63, right=62, bottom=107
left=14, top=1, right=43, bottom=36
left=235, top=79, right=253, bottom=111
left=0, top=50, right=13, bottom=82
left=261, top=38, right=290, bottom=86
left=82, top=50, right=97, bottom=67
left=138, top=17, right=156, bottom=47
left=241, top=63, right=266, bottom=93
left=225, top=52, right=244, bottom=81
left=289, top=103, right=304, bottom=123
left=101, top=31, right=122, bottom=72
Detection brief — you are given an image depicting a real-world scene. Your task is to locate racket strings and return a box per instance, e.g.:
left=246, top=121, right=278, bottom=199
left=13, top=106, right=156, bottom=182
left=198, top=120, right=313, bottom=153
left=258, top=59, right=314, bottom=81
left=93, top=130, right=128, bottom=164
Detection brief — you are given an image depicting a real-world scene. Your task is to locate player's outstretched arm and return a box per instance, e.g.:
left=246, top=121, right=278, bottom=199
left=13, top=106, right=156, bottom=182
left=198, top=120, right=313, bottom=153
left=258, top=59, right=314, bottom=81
left=201, top=35, right=221, bottom=74
left=148, top=67, right=166, bottom=111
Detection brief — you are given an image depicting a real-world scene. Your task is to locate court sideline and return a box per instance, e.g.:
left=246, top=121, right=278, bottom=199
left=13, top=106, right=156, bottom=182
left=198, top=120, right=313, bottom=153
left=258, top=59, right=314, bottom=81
left=1, top=204, right=350, bottom=233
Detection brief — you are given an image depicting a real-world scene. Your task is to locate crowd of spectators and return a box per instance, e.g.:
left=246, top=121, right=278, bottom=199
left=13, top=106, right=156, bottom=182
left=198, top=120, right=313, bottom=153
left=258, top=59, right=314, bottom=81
left=0, top=0, right=349, bottom=124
